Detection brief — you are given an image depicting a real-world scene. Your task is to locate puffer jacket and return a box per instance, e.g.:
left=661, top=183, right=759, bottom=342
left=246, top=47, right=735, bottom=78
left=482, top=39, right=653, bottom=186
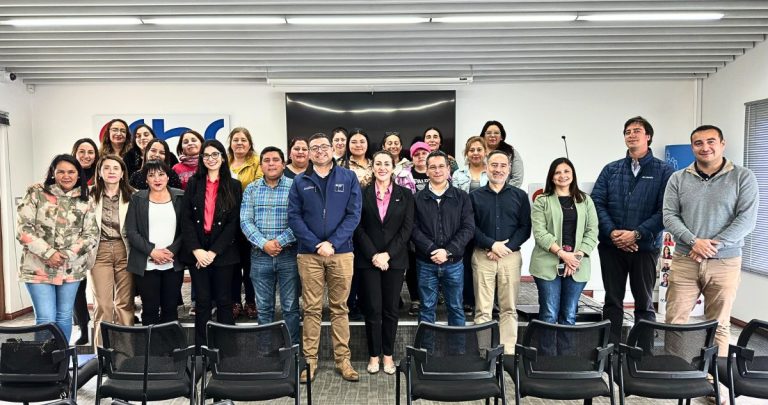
left=16, top=184, right=99, bottom=284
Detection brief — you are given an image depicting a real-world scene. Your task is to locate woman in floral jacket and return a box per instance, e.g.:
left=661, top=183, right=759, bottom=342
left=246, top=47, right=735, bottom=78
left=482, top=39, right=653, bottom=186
left=16, top=154, right=99, bottom=339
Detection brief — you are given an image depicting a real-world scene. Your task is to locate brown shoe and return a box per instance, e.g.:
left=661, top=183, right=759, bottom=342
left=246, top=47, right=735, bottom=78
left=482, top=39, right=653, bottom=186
left=232, top=302, right=243, bottom=318
left=335, top=359, right=360, bottom=382
left=244, top=302, right=258, bottom=319
left=300, top=361, right=317, bottom=384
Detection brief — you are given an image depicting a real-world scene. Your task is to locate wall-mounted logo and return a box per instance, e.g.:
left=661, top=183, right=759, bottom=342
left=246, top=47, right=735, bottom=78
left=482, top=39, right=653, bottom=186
left=94, top=114, right=230, bottom=153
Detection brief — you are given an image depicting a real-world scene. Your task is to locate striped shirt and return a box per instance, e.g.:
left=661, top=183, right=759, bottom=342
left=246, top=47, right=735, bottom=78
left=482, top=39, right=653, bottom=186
left=240, top=175, right=296, bottom=249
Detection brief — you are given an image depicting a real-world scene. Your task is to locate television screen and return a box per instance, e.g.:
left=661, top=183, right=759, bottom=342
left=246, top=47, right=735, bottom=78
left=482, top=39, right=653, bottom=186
left=285, top=90, right=456, bottom=157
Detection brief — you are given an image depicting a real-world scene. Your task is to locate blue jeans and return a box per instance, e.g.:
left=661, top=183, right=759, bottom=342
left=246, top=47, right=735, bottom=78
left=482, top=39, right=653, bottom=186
left=417, top=259, right=465, bottom=326
left=534, top=275, right=586, bottom=356
left=26, top=281, right=81, bottom=340
left=251, top=246, right=300, bottom=345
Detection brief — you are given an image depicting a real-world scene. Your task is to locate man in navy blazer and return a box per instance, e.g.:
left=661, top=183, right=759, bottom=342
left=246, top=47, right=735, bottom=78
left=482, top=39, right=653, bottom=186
left=288, top=132, right=362, bottom=383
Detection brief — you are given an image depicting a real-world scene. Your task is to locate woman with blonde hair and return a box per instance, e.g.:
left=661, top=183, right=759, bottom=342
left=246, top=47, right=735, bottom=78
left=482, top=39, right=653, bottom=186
left=227, top=127, right=262, bottom=319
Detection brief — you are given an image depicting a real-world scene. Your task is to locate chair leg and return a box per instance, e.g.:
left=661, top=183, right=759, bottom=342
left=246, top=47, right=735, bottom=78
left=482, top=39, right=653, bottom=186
left=485, top=398, right=490, bottom=405
left=584, top=399, right=592, bottom=405
left=395, top=368, right=401, bottom=405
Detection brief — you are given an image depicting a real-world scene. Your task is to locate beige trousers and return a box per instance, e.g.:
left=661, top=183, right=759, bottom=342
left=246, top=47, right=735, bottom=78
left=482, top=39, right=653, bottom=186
left=472, top=249, right=521, bottom=354
left=90, top=240, right=134, bottom=348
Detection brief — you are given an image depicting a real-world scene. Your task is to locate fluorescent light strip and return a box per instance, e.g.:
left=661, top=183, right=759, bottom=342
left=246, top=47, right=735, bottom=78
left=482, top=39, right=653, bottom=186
left=143, top=16, right=286, bottom=25
left=577, top=12, right=724, bottom=21
left=433, top=14, right=576, bottom=23
left=2, top=17, right=143, bottom=26
left=286, top=97, right=455, bottom=114
left=287, top=16, right=429, bottom=25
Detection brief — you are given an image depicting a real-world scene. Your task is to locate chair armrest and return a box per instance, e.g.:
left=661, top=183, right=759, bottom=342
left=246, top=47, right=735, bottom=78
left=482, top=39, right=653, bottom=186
left=96, top=347, right=115, bottom=370
left=51, top=348, right=67, bottom=363
left=515, top=344, right=537, bottom=362
left=729, top=344, right=755, bottom=362
left=484, top=345, right=504, bottom=362
left=200, top=346, right=219, bottom=364
left=279, top=345, right=299, bottom=360
left=596, top=344, right=614, bottom=363
left=406, top=346, right=428, bottom=365
left=173, top=346, right=197, bottom=361
left=619, top=343, right=643, bottom=360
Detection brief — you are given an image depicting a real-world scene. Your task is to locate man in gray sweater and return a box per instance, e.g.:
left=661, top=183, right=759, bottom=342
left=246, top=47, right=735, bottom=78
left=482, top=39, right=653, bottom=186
left=662, top=125, right=759, bottom=355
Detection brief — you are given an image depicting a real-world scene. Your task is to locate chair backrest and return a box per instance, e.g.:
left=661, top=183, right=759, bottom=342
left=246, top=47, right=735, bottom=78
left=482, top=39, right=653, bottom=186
left=100, top=321, right=188, bottom=381
left=735, top=318, right=768, bottom=379
left=0, top=323, right=70, bottom=383
left=205, top=321, right=296, bottom=380
left=411, top=321, right=501, bottom=381
left=623, top=319, right=718, bottom=380
left=520, top=319, right=612, bottom=380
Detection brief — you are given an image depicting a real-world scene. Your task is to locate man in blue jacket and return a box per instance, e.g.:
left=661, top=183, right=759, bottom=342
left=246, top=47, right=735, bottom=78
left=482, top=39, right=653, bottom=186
left=288, top=133, right=362, bottom=383
left=412, top=150, right=475, bottom=327
left=591, top=116, right=674, bottom=344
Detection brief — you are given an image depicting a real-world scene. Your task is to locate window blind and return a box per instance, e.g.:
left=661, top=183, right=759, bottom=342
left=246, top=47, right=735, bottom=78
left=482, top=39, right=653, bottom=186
left=742, top=98, right=768, bottom=276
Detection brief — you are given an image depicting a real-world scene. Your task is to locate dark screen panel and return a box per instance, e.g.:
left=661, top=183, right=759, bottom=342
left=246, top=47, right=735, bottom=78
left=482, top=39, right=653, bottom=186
left=285, top=91, right=456, bottom=157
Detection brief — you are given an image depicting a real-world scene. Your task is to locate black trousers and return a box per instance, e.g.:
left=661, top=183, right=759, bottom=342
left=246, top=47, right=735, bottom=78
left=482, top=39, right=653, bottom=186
left=462, top=240, right=476, bottom=308
left=190, top=263, right=235, bottom=348
left=73, top=277, right=90, bottom=331
left=136, top=269, right=184, bottom=325
left=230, top=235, right=255, bottom=305
left=360, top=266, right=405, bottom=357
left=599, top=245, right=660, bottom=344
left=406, top=250, right=419, bottom=303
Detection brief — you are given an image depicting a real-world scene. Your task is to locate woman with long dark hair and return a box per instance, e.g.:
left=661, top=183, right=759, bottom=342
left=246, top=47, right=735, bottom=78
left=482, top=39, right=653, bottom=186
left=70, top=138, right=99, bottom=344
left=480, top=120, right=524, bottom=187
left=72, top=138, right=99, bottom=185
left=125, top=160, right=185, bottom=325
left=129, top=138, right=183, bottom=190
left=88, top=154, right=136, bottom=347
left=172, top=129, right=204, bottom=189
left=530, top=158, right=598, bottom=350
left=122, top=124, right=155, bottom=176
left=181, top=139, right=243, bottom=348
left=284, top=137, right=309, bottom=179
left=100, top=119, right=133, bottom=159
left=355, top=150, right=414, bottom=375
left=331, top=127, right=348, bottom=161
left=381, top=131, right=412, bottom=175
left=16, top=154, right=99, bottom=340
left=339, top=128, right=374, bottom=188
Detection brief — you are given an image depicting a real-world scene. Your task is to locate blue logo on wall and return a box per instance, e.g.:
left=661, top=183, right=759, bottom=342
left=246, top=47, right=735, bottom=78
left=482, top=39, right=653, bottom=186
left=128, top=118, right=225, bottom=140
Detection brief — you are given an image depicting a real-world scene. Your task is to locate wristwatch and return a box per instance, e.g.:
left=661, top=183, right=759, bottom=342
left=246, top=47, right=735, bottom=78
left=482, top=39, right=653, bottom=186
left=633, top=230, right=641, bottom=240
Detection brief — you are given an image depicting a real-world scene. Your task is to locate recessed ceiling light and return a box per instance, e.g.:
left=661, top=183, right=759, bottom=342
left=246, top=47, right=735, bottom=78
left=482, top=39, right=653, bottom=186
left=143, top=16, right=286, bottom=25
left=433, top=14, right=577, bottom=23
left=2, top=17, right=143, bottom=26
left=287, top=16, right=429, bottom=25
left=577, top=12, right=724, bottom=21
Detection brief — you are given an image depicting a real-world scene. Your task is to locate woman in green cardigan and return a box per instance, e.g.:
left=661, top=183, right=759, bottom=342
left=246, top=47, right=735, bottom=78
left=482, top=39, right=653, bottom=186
left=530, top=157, right=598, bottom=339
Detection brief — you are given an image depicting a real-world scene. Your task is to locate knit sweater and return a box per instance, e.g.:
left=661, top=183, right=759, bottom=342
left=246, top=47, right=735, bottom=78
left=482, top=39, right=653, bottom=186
left=663, top=159, right=759, bottom=258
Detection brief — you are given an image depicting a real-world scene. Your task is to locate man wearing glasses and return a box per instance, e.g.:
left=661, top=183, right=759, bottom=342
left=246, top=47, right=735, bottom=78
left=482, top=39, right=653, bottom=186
left=411, top=150, right=475, bottom=327
left=591, top=116, right=674, bottom=344
left=287, top=132, right=362, bottom=383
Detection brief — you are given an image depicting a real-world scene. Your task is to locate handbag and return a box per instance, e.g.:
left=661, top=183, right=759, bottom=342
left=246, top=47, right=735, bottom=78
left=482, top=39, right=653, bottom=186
left=0, top=337, right=58, bottom=374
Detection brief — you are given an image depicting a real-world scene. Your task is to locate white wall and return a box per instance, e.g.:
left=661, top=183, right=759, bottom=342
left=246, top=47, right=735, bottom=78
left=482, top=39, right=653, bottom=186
left=702, top=40, right=768, bottom=323
left=0, top=80, right=36, bottom=314
left=25, top=79, right=696, bottom=300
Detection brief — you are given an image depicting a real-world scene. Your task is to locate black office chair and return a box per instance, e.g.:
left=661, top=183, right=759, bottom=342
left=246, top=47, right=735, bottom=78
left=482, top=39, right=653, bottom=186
left=396, top=320, right=506, bottom=405
left=200, top=321, right=310, bottom=405
left=618, top=319, right=720, bottom=405
left=507, top=319, right=615, bottom=405
left=0, top=323, right=79, bottom=405
left=95, top=321, right=198, bottom=405
left=719, top=318, right=768, bottom=405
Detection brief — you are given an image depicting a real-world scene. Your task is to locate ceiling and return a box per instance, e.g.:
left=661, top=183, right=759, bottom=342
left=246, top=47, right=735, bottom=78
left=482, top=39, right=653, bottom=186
left=1, top=1, right=767, bottom=85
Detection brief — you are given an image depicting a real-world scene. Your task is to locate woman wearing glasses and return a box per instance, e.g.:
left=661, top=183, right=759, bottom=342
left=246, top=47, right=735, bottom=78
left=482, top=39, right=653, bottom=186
left=181, top=139, right=243, bottom=349
left=480, top=120, right=524, bottom=188
left=100, top=119, right=133, bottom=159
left=530, top=158, right=597, bottom=337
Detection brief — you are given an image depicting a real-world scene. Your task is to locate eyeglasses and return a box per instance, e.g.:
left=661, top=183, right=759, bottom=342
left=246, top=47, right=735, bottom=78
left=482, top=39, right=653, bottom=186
left=427, top=164, right=448, bottom=171
left=310, top=144, right=331, bottom=153
left=202, top=152, right=222, bottom=161
left=110, top=128, right=127, bottom=134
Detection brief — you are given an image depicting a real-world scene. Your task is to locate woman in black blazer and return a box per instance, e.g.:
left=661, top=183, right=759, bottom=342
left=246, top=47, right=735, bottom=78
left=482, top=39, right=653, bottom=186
left=181, top=139, right=243, bottom=349
left=125, top=160, right=185, bottom=325
left=354, top=150, right=414, bottom=375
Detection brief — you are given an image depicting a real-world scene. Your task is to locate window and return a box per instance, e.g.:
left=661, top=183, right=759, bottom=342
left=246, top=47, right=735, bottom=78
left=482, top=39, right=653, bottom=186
left=742, top=98, right=768, bottom=276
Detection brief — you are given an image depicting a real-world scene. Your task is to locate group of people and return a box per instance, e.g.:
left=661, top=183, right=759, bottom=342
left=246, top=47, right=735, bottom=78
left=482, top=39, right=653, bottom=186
left=15, top=114, right=757, bottom=385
